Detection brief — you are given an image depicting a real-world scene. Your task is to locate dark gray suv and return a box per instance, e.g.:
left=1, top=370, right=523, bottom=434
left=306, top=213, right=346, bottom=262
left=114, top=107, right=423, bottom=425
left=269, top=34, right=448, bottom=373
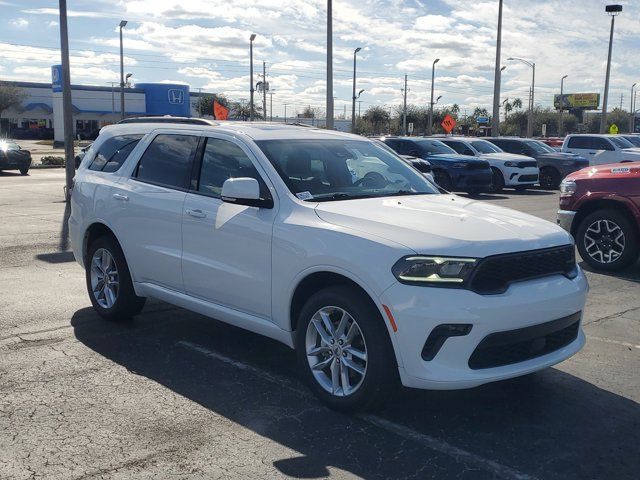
left=488, top=138, right=588, bottom=188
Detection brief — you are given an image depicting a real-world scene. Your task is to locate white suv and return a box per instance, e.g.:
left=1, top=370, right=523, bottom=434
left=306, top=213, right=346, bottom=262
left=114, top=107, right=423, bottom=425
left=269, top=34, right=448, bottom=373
left=562, top=134, right=640, bottom=165
left=69, top=120, right=588, bottom=411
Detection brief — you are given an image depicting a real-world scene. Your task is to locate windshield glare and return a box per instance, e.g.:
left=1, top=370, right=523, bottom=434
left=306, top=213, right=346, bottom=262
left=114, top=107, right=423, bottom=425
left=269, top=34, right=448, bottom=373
left=470, top=140, right=502, bottom=153
left=525, top=140, right=555, bottom=153
left=413, top=139, right=457, bottom=155
left=256, top=139, right=439, bottom=201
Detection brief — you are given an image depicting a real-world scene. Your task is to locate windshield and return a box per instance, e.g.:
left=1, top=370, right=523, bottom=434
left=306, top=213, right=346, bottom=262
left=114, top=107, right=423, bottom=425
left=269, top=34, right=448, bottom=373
left=525, top=140, right=555, bottom=153
left=610, top=136, right=634, bottom=148
left=256, top=139, right=439, bottom=201
left=623, top=136, right=640, bottom=147
left=413, top=139, right=457, bottom=155
left=470, top=140, right=502, bottom=153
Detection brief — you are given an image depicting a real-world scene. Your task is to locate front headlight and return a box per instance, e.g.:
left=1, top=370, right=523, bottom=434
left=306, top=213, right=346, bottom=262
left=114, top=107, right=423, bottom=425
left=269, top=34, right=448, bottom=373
left=559, top=179, right=577, bottom=197
left=392, top=256, right=478, bottom=286
left=504, top=161, right=519, bottom=167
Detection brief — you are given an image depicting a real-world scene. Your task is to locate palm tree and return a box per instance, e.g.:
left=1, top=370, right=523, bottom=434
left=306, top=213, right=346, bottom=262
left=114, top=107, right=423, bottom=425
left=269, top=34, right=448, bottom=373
left=512, top=98, right=523, bottom=111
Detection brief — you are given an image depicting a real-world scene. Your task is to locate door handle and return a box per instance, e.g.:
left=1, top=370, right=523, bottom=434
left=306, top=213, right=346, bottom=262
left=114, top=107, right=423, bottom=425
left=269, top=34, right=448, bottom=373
left=588, top=152, right=596, bottom=155
left=186, top=209, right=206, bottom=218
left=113, top=193, right=129, bottom=201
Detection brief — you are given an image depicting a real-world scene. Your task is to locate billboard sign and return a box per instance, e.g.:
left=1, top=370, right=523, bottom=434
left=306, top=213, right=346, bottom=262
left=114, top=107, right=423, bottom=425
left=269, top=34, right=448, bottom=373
left=51, top=65, right=63, bottom=93
left=554, top=93, right=600, bottom=110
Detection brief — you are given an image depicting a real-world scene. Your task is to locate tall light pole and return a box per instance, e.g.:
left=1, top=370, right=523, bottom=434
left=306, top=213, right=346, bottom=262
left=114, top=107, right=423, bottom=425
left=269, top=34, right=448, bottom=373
left=629, top=83, right=636, bottom=132
left=118, top=20, right=127, bottom=120
left=262, top=61, right=267, bottom=122
left=249, top=34, right=256, bottom=121
left=59, top=0, right=75, bottom=201
left=491, top=0, right=503, bottom=137
left=601, top=5, right=622, bottom=133
left=402, top=74, right=408, bottom=135
left=326, top=0, right=334, bottom=130
left=508, top=57, right=535, bottom=137
left=351, top=47, right=361, bottom=133
left=559, top=74, right=568, bottom=136
left=428, top=58, right=439, bottom=135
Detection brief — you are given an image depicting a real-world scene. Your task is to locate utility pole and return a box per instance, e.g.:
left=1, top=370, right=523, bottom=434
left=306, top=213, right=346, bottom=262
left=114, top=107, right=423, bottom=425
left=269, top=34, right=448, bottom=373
left=601, top=5, right=622, bottom=133
left=351, top=47, right=361, bottom=133
left=559, top=75, right=567, bottom=137
left=284, top=103, right=288, bottom=123
left=262, top=61, right=267, bottom=121
left=326, top=0, right=334, bottom=129
left=491, top=0, right=503, bottom=137
left=249, top=34, right=256, bottom=121
left=59, top=0, right=75, bottom=201
left=269, top=92, right=274, bottom=121
left=198, top=87, right=202, bottom=117
left=118, top=20, right=127, bottom=120
left=631, top=85, right=638, bottom=133
left=402, top=74, right=408, bottom=135
left=428, top=58, right=439, bottom=135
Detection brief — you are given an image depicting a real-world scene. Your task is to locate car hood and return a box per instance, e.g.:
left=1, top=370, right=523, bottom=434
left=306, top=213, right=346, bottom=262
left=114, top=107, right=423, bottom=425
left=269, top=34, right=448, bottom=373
left=480, top=152, right=536, bottom=162
left=538, top=152, right=588, bottom=162
left=428, top=153, right=489, bottom=165
left=315, top=195, right=572, bottom=257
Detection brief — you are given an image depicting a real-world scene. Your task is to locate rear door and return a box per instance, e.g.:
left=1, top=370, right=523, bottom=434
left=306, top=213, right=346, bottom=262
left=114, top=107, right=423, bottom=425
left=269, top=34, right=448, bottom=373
left=181, top=134, right=277, bottom=318
left=110, top=130, right=200, bottom=292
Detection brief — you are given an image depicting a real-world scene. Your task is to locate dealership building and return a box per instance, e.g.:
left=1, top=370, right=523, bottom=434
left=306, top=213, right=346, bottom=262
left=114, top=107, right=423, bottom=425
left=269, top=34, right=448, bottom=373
left=0, top=66, right=209, bottom=141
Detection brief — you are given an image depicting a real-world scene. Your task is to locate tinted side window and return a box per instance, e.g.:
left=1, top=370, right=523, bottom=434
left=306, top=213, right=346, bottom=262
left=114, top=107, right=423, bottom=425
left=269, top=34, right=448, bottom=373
left=89, top=134, right=143, bottom=172
left=593, top=138, right=614, bottom=151
left=198, top=138, right=268, bottom=198
left=498, top=140, right=517, bottom=153
left=134, top=134, right=198, bottom=189
left=567, top=137, right=589, bottom=149
left=443, top=141, right=466, bottom=154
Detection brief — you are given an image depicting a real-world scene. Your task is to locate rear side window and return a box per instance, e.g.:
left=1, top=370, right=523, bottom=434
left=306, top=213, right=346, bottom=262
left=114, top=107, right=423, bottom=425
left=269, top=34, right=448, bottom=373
left=442, top=140, right=466, bottom=154
left=567, top=136, right=613, bottom=151
left=89, top=134, right=143, bottom=172
left=566, top=136, right=589, bottom=149
left=134, top=134, right=198, bottom=190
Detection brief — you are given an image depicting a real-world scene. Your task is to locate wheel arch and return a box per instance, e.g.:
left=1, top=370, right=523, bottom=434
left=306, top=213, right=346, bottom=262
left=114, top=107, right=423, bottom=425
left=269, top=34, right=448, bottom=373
left=572, top=198, right=639, bottom=237
left=82, top=221, right=125, bottom=267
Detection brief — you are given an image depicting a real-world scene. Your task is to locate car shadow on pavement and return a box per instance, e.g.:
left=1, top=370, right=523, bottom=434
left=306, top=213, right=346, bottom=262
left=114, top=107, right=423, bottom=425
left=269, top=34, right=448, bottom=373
left=579, top=260, right=640, bottom=283
left=0, top=171, right=23, bottom=177
left=71, top=305, right=640, bottom=480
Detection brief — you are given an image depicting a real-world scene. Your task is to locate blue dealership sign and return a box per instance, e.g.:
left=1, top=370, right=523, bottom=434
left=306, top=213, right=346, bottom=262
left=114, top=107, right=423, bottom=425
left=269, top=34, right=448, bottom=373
left=51, top=65, right=63, bottom=92
left=476, top=116, right=489, bottom=124
left=137, top=83, right=190, bottom=116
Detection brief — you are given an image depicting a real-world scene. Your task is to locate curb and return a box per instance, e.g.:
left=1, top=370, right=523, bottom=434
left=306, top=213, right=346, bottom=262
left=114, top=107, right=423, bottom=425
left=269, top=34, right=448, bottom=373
left=31, top=164, right=66, bottom=169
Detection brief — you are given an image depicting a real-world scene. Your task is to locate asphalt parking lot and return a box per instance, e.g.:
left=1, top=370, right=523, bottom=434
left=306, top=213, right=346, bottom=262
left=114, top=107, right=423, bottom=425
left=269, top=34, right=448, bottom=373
left=1, top=169, right=638, bottom=480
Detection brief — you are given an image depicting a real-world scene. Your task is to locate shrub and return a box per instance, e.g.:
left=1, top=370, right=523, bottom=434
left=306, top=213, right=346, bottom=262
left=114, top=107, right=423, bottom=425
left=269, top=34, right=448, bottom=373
left=40, top=156, right=65, bottom=166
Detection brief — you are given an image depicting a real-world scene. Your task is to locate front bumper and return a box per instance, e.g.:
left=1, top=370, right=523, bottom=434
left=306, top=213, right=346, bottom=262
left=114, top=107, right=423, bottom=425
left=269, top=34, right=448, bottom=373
left=451, top=170, right=492, bottom=191
left=0, top=153, right=32, bottom=170
left=380, top=268, right=588, bottom=390
left=556, top=210, right=576, bottom=233
left=504, top=166, right=539, bottom=186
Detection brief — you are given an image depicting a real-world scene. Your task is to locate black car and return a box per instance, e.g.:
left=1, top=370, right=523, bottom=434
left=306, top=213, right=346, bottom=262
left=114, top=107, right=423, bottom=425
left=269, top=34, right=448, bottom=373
left=0, top=140, right=32, bottom=175
left=380, top=137, right=492, bottom=192
left=487, top=137, right=589, bottom=188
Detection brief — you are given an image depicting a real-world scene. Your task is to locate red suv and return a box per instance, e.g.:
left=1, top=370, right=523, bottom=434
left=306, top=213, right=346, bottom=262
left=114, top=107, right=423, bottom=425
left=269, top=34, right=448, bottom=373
left=557, top=163, right=640, bottom=271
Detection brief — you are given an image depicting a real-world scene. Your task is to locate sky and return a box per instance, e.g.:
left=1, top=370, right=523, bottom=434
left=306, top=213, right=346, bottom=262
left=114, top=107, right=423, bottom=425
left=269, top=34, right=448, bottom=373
left=1, top=0, right=639, bottom=118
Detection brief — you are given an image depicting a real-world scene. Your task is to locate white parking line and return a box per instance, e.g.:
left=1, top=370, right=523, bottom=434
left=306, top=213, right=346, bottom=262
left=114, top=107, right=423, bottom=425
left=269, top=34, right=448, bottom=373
left=177, top=340, right=538, bottom=480
left=587, top=336, right=640, bottom=349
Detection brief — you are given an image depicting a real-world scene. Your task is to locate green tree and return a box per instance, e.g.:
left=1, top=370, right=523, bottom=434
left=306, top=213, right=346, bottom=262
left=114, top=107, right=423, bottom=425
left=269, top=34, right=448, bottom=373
left=363, top=106, right=390, bottom=134
left=0, top=84, right=25, bottom=118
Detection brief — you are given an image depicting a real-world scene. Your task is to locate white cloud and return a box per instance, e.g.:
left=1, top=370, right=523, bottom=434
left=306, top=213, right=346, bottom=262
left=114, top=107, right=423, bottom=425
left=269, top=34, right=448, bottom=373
left=10, top=18, right=29, bottom=28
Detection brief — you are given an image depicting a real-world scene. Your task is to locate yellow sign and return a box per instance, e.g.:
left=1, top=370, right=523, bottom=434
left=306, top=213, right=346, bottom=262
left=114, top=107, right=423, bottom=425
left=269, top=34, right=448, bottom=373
left=609, top=124, right=618, bottom=134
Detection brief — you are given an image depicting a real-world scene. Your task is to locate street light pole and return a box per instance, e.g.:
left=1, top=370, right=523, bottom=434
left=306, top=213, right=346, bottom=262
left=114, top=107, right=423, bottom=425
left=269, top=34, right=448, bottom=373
left=59, top=0, right=75, bottom=201
left=326, top=0, right=334, bottom=130
left=262, top=61, right=267, bottom=121
left=402, top=74, right=408, bottom=135
left=508, top=57, right=535, bottom=137
left=351, top=47, right=361, bottom=133
left=559, top=75, right=568, bottom=136
left=601, top=4, right=622, bottom=133
left=249, top=34, right=256, bottom=122
left=118, top=20, right=127, bottom=120
left=629, top=83, right=636, bottom=132
left=491, top=0, right=503, bottom=137
left=428, top=58, right=439, bottom=135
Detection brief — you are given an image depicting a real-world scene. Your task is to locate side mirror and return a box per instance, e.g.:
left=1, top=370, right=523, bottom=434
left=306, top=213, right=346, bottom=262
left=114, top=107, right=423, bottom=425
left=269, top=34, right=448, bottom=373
left=221, top=177, right=272, bottom=208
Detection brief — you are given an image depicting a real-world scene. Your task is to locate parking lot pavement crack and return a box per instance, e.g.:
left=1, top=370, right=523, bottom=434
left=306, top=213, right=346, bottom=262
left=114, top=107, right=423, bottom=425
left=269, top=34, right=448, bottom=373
left=584, top=307, right=640, bottom=326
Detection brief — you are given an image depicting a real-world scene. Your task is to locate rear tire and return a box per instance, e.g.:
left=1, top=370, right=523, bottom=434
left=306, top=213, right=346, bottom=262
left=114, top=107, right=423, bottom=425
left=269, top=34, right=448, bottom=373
left=295, top=286, right=398, bottom=412
left=490, top=167, right=504, bottom=193
left=19, top=167, right=29, bottom=175
left=576, top=209, right=638, bottom=272
left=85, top=235, right=146, bottom=321
left=539, top=167, right=561, bottom=189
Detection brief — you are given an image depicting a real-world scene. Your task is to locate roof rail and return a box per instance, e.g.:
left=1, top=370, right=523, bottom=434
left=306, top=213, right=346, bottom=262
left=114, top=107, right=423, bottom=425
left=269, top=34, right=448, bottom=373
left=117, top=116, right=216, bottom=126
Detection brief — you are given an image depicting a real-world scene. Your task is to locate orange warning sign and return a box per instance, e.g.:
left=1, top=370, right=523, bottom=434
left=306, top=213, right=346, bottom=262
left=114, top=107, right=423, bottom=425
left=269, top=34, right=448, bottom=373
left=441, top=114, right=456, bottom=133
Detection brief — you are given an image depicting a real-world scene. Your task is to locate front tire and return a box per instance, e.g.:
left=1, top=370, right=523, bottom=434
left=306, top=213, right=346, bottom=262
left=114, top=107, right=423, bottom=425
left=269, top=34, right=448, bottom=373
left=19, top=167, right=29, bottom=175
left=295, top=286, right=398, bottom=412
left=576, top=209, right=639, bottom=272
left=539, top=167, right=561, bottom=189
left=86, top=235, right=146, bottom=321
left=490, top=167, right=504, bottom=193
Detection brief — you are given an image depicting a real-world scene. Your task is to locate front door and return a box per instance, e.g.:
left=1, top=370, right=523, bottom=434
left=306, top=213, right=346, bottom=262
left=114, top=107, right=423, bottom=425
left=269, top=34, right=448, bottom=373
left=181, top=135, right=277, bottom=319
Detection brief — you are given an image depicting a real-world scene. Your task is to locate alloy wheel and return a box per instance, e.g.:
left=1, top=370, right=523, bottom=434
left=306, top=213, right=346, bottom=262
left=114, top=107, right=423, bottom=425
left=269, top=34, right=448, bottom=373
left=90, top=248, right=119, bottom=308
left=584, top=219, right=625, bottom=264
left=305, top=306, right=368, bottom=397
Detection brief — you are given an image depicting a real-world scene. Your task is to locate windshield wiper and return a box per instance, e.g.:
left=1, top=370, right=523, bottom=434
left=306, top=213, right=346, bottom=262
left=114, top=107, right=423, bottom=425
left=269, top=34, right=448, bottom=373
left=315, top=193, right=373, bottom=202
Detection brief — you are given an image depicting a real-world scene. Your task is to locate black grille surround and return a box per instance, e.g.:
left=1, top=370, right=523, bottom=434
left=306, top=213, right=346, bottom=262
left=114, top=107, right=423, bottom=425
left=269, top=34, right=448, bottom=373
left=468, top=312, right=581, bottom=369
left=518, top=174, right=539, bottom=182
left=516, top=161, right=538, bottom=168
left=468, top=245, right=577, bottom=295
